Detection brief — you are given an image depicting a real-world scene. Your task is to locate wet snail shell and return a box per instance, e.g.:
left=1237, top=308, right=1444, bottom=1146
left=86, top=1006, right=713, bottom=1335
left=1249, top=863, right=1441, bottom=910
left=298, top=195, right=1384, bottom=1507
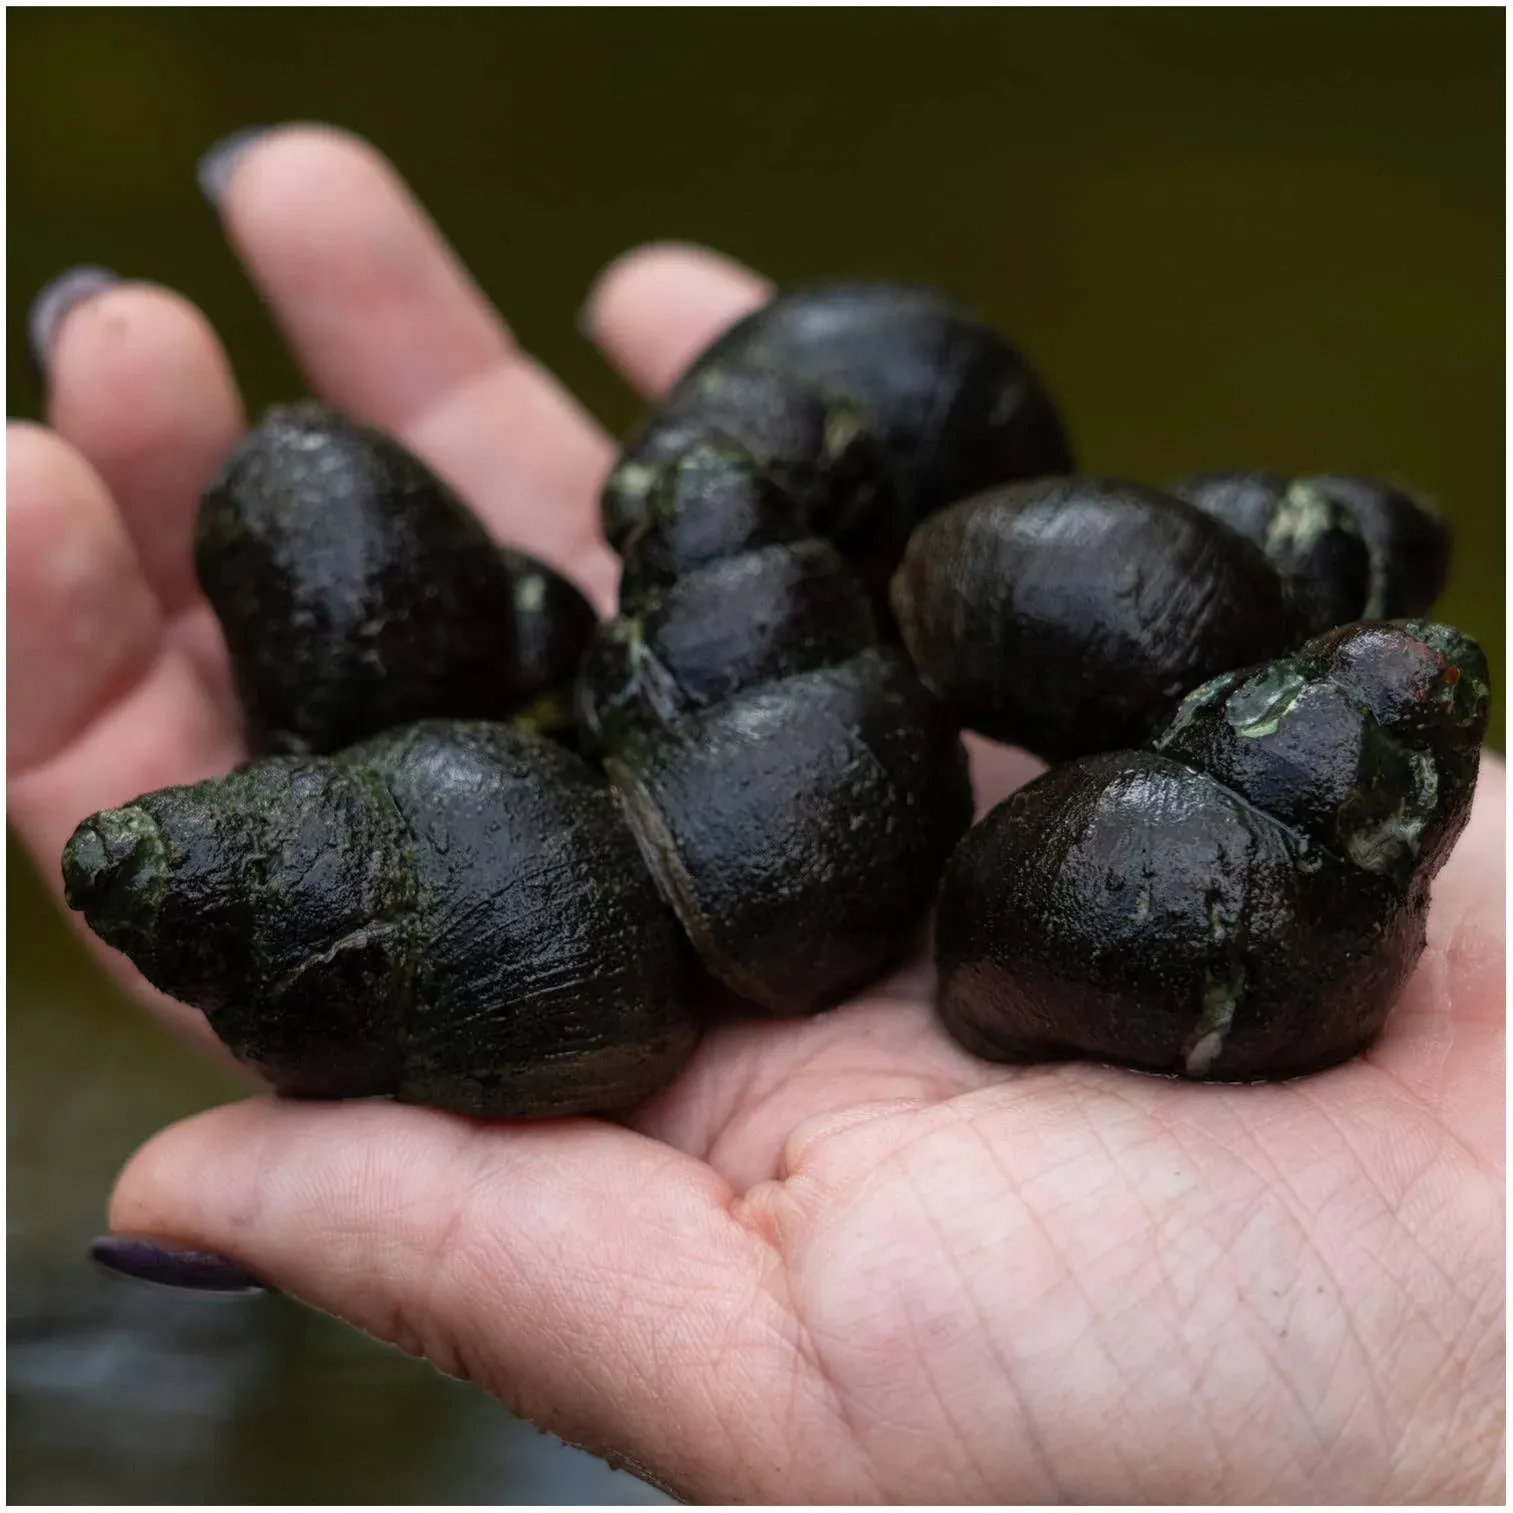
left=933, top=620, right=1489, bottom=1082
left=196, top=401, right=598, bottom=755
left=62, top=720, right=699, bottom=1117
left=602, top=282, right=1074, bottom=610
left=55, top=283, right=1479, bottom=1112
left=1170, top=470, right=1452, bottom=630
left=580, top=437, right=975, bottom=1015
left=64, top=404, right=678, bottom=1117
left=889, top=471, right=1457, bottom=762
left=890, top=477, right=1297, bottom=761
left=62, top=414, right=974, bottom=1110
left=1168, top=466, right=1452, bottom=620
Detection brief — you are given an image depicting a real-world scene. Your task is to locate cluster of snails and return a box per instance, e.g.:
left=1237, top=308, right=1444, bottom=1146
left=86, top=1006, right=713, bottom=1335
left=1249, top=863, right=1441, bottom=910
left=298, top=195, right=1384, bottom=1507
left=62, top=283, right=1489, bottom=1114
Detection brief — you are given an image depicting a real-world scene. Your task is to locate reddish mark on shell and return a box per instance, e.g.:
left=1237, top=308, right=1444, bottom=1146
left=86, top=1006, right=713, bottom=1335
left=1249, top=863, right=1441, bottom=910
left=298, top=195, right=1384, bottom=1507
left=1443, top=665, right=1461, bottom=685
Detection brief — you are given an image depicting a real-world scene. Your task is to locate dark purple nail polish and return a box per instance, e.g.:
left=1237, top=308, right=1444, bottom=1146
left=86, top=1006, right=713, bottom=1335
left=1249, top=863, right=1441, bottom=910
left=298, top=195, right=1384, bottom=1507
left=196, top=126, right=270, bottom=205
left=27, top=265, right=119, bottom=381
left=89, top=1235, right=271, bottom=1296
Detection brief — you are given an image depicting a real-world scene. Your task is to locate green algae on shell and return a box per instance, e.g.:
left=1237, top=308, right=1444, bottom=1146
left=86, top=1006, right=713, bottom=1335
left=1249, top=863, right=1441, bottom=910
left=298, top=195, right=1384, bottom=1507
left=62, top=720, right=699, bottom=1117
left=1172, top=470, right=1452, bottom=625
left=602, top=282, right=1074, bottom=612
left=581, top=437, right=975, bottom=1015
left=933, top=620, right=1488, bottom=1081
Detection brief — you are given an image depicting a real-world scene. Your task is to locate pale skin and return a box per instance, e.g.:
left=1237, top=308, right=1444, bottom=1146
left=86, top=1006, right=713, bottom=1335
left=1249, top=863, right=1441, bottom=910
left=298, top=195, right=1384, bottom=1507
left=7, top=126, right=1504, bottom=1504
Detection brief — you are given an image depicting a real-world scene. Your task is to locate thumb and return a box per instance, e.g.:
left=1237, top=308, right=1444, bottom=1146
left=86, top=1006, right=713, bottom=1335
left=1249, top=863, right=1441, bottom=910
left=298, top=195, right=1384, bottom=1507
left=106, top=1098, right=787, bottom=1499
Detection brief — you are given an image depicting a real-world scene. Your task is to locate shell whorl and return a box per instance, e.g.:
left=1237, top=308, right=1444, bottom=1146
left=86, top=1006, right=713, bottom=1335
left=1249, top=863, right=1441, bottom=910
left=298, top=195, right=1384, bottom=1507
left=581, top=436, right=975, bottom=1015
left=933, top=621, right=1488, bottom=1081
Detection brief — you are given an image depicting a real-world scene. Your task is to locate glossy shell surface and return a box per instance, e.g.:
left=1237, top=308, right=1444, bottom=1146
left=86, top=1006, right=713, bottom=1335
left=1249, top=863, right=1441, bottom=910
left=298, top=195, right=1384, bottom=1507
left=892, top=478, right=1293, bottom=758
left=933, top=621, right=1488, bottom=1080
left=63, top=721, right=699, bottom=1117
left=197, top=402, right=596, bottom=755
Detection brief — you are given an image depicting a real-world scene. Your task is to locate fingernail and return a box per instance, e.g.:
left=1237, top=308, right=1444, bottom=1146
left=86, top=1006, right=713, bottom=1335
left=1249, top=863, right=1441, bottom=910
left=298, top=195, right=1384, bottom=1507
left=89, top=1235, right=271, bottom=1296
left=27, top=266, right=119, bottom=381
left=197, top=126, right=270, bottom=205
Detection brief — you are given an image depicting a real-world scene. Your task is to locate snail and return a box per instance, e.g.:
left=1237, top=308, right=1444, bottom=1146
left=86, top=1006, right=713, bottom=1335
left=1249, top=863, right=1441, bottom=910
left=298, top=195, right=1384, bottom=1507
left=196, top=401, right=598, bottom=755
left=890, top=478, right=1294, bottom=760
left=933, top=619, right=1489, bottom=1082
left=61, top=720, right=699, bottom=1117
left=602, top=282, right=1073, bottom=610
left=578, top=436, right=976, bottom=1014
left=889, top=474, right=1452, bottom=761
left=62, top=407, right=975, bottom=1111
left=63, top=404, right=689, bottom=1116
left=1170, top=470, right=1452, bottom=632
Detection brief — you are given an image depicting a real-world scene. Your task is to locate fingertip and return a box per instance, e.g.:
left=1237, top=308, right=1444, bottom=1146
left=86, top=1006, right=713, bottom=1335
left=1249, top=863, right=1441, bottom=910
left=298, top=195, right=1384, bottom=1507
left=191, top=118, right=624, bottom=581
left=195, top=125, right=272, bottom=206
left=27, top=265, right=120, bottom=381
left=48, top=280, right=243, bottom=430
left=583, top=241, right=773, bottom=397
left=89, top=1233, right=272, bottom=1297
left=6, top=421, right=105, bottom=535
left=107, top=1098, right=486, bottom=1261
left=45, top=278, right=247, bottom=613
left=107, top=1099, right=265, bottom=1236
left=211, top=121, right=409, bottom=221
left=580, top=239, right=769, bottom=328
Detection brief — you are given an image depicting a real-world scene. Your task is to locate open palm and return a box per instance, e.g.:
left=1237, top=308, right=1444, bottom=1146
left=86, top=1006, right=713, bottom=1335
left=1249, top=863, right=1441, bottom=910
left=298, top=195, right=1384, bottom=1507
left=10, top=127, right=1503, bottom=1504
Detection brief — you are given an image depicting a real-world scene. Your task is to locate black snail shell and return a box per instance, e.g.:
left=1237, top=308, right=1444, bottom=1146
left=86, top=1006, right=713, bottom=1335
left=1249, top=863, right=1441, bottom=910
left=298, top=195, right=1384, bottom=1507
left=602, top=282, right=1073, bottom=608
left=890, top=478, right=1296, bottom=760
left=62, top=410, right=974, bottom=1108
left=62, top=720, right=699, bottom=1117
left=54, top=286, right=1486, bottom=1113
left=1170, top=471, right=1452, bottom=631
left=890, top=472, right=1457, bottom=762
left=933, top=621, right=1489, bottom=1082
left=579, top=438, right=975, bottom=1014
left=196, top=401, right=598, bottom=755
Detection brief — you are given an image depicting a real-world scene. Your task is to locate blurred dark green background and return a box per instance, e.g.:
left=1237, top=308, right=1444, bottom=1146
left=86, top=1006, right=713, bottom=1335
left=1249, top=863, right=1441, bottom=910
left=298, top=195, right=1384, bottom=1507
left=9, top=8, right=1504, bottom=1504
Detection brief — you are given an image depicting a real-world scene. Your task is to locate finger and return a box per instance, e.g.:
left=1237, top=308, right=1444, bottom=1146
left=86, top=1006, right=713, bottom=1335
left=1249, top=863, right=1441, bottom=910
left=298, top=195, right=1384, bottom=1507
left=8, top=422, right=246, bottom=1053
left=41, top=277, right=246, bottom=620
left=5, top=423, right=241, bottom=854
left=583, top=241, right=773, bottom=398
left=7, top=423, right=164, bottom=781
left=5, top=423, right=242, bottom=855
left=208, top=124, right=615, bottom=595
left=109, top=1100, right=805, bottom=1502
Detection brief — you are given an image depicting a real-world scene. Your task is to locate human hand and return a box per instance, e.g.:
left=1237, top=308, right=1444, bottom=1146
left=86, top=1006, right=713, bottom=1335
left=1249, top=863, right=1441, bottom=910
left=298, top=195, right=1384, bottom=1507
left=9, top=126, right=1503, bottom=1504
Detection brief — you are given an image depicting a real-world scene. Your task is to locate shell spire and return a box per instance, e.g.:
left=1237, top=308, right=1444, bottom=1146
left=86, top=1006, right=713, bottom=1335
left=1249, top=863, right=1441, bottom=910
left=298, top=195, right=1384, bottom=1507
left=933, top=620, right=1489, bottom=1081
